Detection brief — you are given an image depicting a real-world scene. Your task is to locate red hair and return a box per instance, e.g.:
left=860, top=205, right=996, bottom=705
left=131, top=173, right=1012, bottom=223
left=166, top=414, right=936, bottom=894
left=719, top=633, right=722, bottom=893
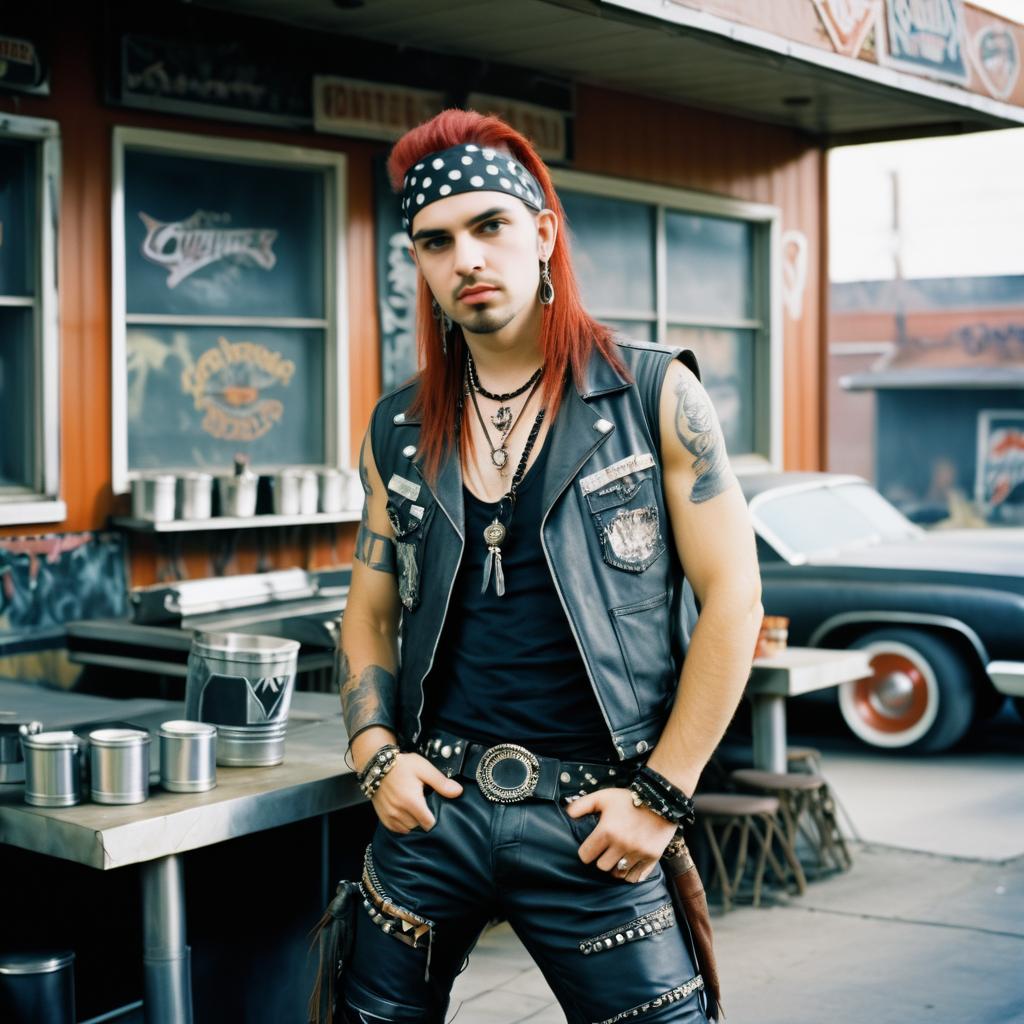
left=387, top=108, right=627, bottom=482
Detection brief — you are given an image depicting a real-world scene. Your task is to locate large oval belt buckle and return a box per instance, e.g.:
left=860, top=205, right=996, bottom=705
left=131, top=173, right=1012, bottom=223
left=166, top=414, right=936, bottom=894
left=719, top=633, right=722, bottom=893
left=476, top=743, right=541, bottom=803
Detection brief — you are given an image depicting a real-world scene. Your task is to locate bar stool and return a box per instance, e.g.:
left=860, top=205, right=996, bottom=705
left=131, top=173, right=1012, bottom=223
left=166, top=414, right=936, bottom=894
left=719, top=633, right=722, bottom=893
left=786, top=746, right=823, bottom=774
left=692, top=793, right=806, bottom=911
left=730, top=769, right=852, bottom=874
left=0, top=952, right=75, bottom=1024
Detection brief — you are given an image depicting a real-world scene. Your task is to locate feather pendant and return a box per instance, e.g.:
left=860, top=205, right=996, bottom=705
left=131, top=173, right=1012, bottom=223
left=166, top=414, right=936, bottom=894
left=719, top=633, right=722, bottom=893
left=481, top=548, right=494, bottom=594
left=493, top=549, right=505, bottom=597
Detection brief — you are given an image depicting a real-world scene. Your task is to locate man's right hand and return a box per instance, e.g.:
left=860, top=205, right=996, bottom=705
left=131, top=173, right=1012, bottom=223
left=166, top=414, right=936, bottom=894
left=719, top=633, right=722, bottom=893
left=370, top=752, right=464, bottom=833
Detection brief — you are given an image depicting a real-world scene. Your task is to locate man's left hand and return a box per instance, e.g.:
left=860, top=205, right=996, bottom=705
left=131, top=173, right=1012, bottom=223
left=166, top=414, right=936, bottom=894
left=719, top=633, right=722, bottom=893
left=566, top=787, right=679, bottom=884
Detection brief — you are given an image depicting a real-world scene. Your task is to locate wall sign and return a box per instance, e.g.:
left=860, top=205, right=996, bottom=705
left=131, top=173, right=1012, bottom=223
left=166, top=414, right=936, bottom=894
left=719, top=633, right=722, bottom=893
left=314, top=76, right=444, bottom=141
left=0, top=33, right=48, bottom=95
left=882, top=0, right=969, bottom=84
left=466, top=93, right=568, bottom=163
left=812, top=0, right=882, bottom=59
left=117, top=33, right=312, bottom=127
left=970, top=23, right=1020, bottom=100
left=976, top=409, right=1024, bottom=517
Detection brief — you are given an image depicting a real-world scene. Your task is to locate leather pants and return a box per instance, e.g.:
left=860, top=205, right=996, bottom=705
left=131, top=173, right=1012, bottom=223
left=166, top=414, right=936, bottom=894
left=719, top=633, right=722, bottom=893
left=342, top=779, right=711, bottom=1024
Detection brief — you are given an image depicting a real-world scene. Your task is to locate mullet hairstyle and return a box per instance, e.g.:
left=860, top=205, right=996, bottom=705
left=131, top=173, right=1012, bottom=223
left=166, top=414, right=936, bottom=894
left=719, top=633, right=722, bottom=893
left=387, top=108, right=628, bottom=482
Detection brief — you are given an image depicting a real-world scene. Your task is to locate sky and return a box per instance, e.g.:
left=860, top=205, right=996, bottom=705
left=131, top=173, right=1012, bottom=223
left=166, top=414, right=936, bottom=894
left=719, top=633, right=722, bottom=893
left=829, top=128, right=1024, bottom=281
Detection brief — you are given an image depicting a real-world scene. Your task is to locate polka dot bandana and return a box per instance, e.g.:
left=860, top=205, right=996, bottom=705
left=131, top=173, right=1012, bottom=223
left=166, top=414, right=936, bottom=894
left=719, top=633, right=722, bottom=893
left=400, top=143, right=545, bottom=235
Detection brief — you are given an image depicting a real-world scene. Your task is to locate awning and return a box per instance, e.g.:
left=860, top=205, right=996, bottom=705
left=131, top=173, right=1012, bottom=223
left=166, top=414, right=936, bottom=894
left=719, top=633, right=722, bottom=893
left=197, top=0, right=1024, bottom=144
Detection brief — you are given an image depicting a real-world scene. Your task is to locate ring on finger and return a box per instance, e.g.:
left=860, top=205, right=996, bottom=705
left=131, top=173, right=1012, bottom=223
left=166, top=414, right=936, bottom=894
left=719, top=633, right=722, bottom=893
left=615, top=856, right=631, bottom=872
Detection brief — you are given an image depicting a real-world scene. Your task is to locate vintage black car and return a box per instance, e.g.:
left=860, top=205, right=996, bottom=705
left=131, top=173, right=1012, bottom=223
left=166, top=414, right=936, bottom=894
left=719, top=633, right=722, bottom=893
left=741, top=471, right=1024, bottom=753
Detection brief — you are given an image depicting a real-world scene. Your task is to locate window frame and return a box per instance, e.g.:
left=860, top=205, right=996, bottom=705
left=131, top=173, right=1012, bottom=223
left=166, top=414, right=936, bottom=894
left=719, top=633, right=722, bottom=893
left=0, top=113, right=64, bottom=526
left=110, top=126, right=349, bottom=494
left=551, top=168, right=783, bottom=470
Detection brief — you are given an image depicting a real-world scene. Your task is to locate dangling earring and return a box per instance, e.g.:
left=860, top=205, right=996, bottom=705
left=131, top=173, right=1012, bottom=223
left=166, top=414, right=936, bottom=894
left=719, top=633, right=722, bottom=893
left=431, top=297, right=452, bottom=356
left=539, top=259, right=555, bottom=306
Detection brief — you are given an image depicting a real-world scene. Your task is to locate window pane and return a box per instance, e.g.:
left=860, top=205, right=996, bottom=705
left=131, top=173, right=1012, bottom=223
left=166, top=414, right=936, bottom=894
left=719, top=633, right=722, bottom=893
left=560, top=191, right=655, bottom=316
left=0, top=307, right=35, bottom=490
left=666, top=325, right=755, bottom=455
left=126, top=325, right=325, bottom=472
left=124, top=149, right=326, bottom=319
left=666, top=212, right=752, bottom=320
left=0, top=138, right=37, bottom=298
left=602, top=319, right=654, bottom=343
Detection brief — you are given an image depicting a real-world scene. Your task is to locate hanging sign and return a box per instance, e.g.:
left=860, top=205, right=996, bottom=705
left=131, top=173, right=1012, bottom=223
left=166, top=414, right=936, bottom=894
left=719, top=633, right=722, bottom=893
left=314, top=76, right=444, bottom=141
left=466, top=93, right=568, bottom=162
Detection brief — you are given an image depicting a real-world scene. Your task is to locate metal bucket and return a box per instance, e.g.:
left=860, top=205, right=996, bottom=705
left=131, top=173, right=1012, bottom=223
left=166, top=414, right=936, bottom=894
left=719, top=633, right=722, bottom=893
left=317, top=469, right=348, bottom=513
left=184, top=632, right=299, bottom=766
left=217, top=474, right=257, bottom=517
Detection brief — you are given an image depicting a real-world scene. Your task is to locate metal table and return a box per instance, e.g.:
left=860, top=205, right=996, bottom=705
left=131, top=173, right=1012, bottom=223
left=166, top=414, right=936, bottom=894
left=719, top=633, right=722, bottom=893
left=0, top=683, right=358, bottom=1024
left=746, top=647, right=872, bottom=772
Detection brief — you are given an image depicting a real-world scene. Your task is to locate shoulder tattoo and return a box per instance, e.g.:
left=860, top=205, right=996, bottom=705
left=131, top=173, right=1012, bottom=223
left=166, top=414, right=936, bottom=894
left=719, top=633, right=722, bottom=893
left=672, top=373, right=731, bottom=504
left=358, top=434, right=373, bottom=497
left=355, top=510, right=396, bottom=573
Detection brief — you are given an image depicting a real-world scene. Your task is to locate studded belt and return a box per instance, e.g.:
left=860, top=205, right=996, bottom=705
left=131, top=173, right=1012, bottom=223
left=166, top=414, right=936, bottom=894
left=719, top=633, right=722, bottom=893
left=417, top=730, right=632, bottom=805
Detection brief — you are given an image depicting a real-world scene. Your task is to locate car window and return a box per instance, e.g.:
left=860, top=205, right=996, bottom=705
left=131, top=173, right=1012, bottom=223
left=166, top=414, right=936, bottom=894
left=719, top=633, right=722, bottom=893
left=833, top=483, right=919, bottom=542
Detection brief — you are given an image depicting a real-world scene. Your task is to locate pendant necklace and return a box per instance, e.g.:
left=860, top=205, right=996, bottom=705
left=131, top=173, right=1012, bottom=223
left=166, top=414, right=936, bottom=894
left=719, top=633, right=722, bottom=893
left=466, top=353, right=543, bottom=436
left=467, top=368, right=544, bottom=474
left=480, top=406, right=547, bottom=597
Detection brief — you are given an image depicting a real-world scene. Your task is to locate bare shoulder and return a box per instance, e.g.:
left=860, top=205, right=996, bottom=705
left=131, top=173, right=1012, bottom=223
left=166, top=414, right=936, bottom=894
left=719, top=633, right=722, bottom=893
left=658, top=358, right=737, bottom=505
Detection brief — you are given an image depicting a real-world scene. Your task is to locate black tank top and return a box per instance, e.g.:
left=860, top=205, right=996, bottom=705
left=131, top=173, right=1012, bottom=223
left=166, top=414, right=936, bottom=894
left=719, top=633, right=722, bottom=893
left=422, top=439, right=617, bottom=760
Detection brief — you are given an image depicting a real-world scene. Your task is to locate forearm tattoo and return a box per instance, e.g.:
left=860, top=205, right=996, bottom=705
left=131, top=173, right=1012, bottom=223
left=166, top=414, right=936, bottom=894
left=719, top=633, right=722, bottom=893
left=673, top=374, right=731, bottom=504
left=355, top=511, right=397, bottom=573
left=338, top=650, right=399, bottom=742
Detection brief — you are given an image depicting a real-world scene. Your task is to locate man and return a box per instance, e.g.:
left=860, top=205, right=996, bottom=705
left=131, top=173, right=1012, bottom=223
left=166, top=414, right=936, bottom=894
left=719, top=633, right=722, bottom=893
left=328, top=108, right=762, bottom=1024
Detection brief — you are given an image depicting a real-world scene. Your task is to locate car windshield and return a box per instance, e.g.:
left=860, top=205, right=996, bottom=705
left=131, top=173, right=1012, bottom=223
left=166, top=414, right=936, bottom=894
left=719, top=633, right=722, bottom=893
left=753, top=482, right=919, bottom=561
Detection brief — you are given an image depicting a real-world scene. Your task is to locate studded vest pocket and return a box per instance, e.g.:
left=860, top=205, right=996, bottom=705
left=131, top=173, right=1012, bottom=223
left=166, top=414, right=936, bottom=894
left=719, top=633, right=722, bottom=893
left=585, top=473, right=665, bottom=573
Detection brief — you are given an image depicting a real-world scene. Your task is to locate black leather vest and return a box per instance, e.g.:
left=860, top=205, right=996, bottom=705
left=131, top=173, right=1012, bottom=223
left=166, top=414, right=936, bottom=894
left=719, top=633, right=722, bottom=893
left=370, top=340, right=700, bottom=762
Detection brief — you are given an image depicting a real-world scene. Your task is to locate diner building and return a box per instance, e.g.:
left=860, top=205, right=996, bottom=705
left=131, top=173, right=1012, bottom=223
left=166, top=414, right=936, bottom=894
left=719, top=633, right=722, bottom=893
left=2, top=0, right=1024, bottom=1019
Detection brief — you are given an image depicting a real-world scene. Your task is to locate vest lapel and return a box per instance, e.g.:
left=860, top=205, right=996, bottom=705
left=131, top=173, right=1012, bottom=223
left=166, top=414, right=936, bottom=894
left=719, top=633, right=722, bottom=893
left=416, top=439, right=465, bottom=541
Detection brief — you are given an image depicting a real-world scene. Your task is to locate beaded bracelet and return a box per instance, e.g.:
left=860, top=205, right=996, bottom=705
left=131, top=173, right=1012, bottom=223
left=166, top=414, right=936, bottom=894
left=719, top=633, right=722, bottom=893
left=628, top=765, right=696, bottom=827
left=358, top=743, right=401, bottom=799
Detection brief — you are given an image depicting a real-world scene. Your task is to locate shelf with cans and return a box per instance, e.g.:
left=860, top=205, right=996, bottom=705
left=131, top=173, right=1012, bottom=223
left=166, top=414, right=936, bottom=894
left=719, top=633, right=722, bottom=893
left=117, top=456, right=363, bottom=532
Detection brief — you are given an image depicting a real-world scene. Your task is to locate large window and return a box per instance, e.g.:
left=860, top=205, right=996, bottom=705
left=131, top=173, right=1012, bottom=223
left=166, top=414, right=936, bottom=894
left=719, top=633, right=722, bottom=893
left=0, top=116, right=62, bottom=525
left=111, top=128, right=348, bottom=493
left=556, top=171, right=781, bottom=465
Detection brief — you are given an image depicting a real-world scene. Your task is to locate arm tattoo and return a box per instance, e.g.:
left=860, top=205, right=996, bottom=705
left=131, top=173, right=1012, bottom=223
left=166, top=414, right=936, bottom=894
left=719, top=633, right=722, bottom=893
left=338, top=650, right=399, bottom=743
left=355, top=510, right=397, bottom=573
left=359, top=434, right=373, bottom=497
left=673, top=374, right=731, bottom=504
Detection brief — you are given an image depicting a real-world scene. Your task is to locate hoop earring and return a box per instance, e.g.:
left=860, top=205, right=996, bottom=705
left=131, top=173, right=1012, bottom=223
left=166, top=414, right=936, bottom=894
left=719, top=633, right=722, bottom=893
left=431, top=297, right=452, bottom=356
left=539, top=259, right=555, bottom=306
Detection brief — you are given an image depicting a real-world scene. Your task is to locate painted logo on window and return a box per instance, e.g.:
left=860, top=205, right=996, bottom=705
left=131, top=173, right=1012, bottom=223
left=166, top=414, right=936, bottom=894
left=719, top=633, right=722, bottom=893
left=139, top=209, right=278, bottom=288
left=976, top=411, right=1024, bottom=515
left=180, top=335, right=295, bottom=441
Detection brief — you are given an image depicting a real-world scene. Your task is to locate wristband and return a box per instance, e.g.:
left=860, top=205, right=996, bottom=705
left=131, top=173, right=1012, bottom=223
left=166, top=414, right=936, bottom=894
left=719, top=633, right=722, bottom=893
left=358, top=743, right=401, bottom=799
left=629, top=765, right=696, bottom=827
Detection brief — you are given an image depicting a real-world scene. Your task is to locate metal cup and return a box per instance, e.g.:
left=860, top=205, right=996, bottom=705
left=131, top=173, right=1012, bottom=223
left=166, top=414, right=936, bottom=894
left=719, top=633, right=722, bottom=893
left=89, top=728, right=151, bottom=805
left=131, top=475, right=176, bottom=522
left=21, top=731, right=83, bottom=807
left=158, top=721, right=217, bottom=793
left=176, top=473, right=213, bottom=520
left=184, top=631, right=299, bottom=767
left=272, top=470, right=303, bottom=515
left=217, top=474, right=258, bottom=517
left=317, top=469, right=347, bottom=513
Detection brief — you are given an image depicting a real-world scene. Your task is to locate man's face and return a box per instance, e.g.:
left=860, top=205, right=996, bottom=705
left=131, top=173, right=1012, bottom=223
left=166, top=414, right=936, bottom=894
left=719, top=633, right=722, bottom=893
left=409, top=190, right=554, bottom=337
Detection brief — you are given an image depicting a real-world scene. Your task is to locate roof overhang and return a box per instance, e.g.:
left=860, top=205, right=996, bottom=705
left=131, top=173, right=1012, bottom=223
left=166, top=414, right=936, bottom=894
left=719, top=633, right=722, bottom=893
left=195, top=0, right=1024, bottom=145
left=842, top=367, right=1024, bottom=390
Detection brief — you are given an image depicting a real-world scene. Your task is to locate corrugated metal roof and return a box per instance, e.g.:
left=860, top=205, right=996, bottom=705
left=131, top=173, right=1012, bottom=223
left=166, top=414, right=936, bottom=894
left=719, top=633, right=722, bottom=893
left=196, top=0, right=1024, bottom=143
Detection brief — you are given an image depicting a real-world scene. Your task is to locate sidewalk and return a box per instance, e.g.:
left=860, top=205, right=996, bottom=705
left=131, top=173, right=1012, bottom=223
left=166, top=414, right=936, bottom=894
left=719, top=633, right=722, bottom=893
left=448, top=730, right=1024, bottom=1024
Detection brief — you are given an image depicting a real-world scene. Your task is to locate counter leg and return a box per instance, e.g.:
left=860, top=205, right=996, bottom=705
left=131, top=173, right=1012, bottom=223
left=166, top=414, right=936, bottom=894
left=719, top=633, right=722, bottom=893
left=751, top=694, right=787, bottom=773
left=140, top=853, right=194, bottom=1024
